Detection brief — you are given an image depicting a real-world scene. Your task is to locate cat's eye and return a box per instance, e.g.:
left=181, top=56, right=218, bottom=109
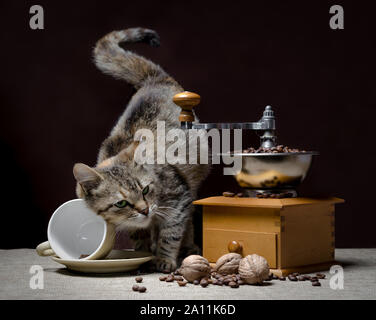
left=114, top=200, right=129, bottom=208
left=142, top=186, right=149, bottom=195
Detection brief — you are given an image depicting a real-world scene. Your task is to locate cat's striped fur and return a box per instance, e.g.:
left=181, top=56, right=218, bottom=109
left=73, top=28, right=210, bottom=272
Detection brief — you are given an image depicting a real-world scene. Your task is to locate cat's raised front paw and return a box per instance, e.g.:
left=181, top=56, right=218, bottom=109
left=153, top=257, right=177, bottom=273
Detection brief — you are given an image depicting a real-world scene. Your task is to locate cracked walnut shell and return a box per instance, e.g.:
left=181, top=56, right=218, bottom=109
left=215, top=253, right=242, bottom=275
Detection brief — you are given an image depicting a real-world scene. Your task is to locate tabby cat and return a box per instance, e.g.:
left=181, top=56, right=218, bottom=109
left=73, top=28, right=210, bottom=272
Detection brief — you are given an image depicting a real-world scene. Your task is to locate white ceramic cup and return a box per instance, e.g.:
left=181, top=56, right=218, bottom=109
left=36, top=199, right=115, bottom=260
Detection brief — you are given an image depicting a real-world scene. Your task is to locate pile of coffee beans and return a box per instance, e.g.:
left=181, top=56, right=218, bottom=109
left=132, top=276, right=147, bottom=293
left=160, top=269, right=245, bottom=289
left=256, top=192, right=293, bottom=199
left=222, top=191, right=294, bottom=199
left=209, top=272, right=245, bottom=288
left=284, top=273, right=326, bottom=287
left=159, top=271, right=188, bottom=287
left=222, top=191, right=244, bottom=198
left=243, top=145, right=306, bottom=154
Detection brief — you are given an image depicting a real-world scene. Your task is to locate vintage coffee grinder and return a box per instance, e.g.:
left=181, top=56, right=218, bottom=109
left=173, top=91, right=344, bottom=276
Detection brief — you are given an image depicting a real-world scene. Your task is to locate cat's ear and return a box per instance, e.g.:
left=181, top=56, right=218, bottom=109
left=73, top=163, right=103, bottom=194
left=118, top=141, right=140, bottom=163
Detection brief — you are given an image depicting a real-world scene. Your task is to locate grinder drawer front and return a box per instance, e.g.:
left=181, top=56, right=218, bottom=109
left=203, top=228, right=277, bottom=268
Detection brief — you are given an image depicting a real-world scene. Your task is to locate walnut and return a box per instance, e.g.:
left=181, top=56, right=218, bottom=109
left=238, top=254, right=270, bottom=284
left=180, top=255, right=211, bottom=282
left=215, top=253, right=242, bottom=275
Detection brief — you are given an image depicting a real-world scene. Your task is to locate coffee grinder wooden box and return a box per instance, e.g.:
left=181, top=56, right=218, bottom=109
left=194, top=196, right=344, bottom=276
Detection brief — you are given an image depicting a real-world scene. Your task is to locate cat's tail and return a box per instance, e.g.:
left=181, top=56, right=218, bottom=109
left=93, top=28, right=173, bottom=88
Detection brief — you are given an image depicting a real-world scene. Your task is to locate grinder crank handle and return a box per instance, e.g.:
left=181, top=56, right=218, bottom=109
left=173, top=91, right=275, bottom=132
left=173, top=91, right=201, bottom=129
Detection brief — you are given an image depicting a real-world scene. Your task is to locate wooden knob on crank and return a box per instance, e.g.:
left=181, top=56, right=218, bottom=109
left=173, top=91, right=200, bottom=122
left=228, top=240, right=242, bottom=254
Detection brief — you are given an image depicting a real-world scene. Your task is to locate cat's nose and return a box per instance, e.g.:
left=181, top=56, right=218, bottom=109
left=139, top=207, right=149, bottom=216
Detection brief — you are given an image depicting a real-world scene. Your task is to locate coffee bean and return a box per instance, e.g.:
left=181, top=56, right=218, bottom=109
left=174, top=276, right=183, bottom=281
left=316, top=273, right=326, bottom=279
left=272, top=274, right=279, bottom=280
left=229, top=281, right=239, bottom=288
left=200, top=279, right=209, bottom=287
left=236, top=274, right=241, bottom=280
left=159, top=276, right=167, bottom=281
left=236, top=193, right=244, bottom=198
left=177, top=280, right=187, bottom=287
left=297, top=276, right=306, bottom=281
left=237, top=279, right=245, bottom=285
left=223, top=191, right=235, bottom=197
left=166, top=275, right=174, bottom=282
left=292, top=272, right=300, bottom=277
left=223, top=278, right=232, bottom=285
left=288, top=275, right=298, bottom=282
left=279, top=277, right=286, bottom=281
left=132, top=285, right=139, bottom=292
left=218, top=277, right=225, bottom=282
left=310, top=277, right=318, bottom=282
left=217, top=281, right=223, bottom=286
left=193, top=280, right=200, bottom=285
left=312, top=281, right=321, bottom=287
left=212, top=279, right=218, bottom=285
left=135, top=277, right=143, bottom=283
left=138, top=286, right=147, bottom=292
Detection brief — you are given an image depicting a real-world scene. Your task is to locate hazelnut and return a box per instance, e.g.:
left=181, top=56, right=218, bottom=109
left=180, top=255, right=211, bottom=283
left=238, top=254, right=270, bottom=285
left=215, top=253, right=242, bottom=275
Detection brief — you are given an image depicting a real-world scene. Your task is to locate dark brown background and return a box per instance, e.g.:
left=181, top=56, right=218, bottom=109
left=0, top=1, right=374, bottom=248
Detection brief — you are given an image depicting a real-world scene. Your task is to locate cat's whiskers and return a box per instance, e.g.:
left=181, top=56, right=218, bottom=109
left=156, top=206, right=180, bottom=212
left=151, top=205, right=180, bottom=222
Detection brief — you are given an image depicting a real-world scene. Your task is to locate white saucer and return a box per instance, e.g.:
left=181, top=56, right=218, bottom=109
left=51, top=250, right=153, bottom=273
